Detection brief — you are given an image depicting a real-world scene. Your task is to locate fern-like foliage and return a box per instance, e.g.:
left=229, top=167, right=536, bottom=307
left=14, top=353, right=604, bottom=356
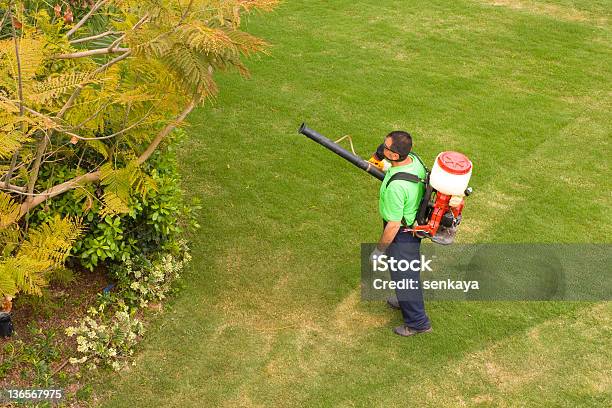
left=0, top=265, right=18, bottom=299
left=0, top=101, right=33, bottom=159
left=0, top=35, right=47, bottom=93
left=99, top=161, right=157, bottom=217
left=25, top=70, right=100, bottom=106
left=0, top=216, right=83, bottom=298
left=0, top=256, right=51, bottom=297
left=0, top=224, right=20, bottom=258
left=0, top=191, right=20, bottom=229
left=19, top=215, right=84, bottom=266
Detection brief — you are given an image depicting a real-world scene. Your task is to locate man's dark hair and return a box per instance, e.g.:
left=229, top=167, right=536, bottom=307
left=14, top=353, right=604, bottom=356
left=386, top=131, right=413, bottom=157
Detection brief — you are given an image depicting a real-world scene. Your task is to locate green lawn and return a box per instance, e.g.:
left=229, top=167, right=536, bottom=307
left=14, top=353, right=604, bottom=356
left=97, top=1, right=611, bottom=406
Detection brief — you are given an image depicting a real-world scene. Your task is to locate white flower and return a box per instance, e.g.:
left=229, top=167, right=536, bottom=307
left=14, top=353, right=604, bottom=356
left=111, top=361, right=121, bottom=371
left=70, top=356, right=88, bottom=364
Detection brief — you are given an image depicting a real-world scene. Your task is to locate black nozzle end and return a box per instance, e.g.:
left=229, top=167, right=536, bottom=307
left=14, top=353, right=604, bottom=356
left=298, top=122, right=306, bottom=134
left=0, top=313, right=13, bottom=338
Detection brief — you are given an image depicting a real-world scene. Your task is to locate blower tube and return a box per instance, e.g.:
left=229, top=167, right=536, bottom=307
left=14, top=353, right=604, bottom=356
left=298, top=123, right=385, bottom=181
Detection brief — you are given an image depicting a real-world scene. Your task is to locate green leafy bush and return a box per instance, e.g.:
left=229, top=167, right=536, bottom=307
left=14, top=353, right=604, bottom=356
left=28, top=130, right=199, bottom=271
left=110, top=248, right=191, bottom=309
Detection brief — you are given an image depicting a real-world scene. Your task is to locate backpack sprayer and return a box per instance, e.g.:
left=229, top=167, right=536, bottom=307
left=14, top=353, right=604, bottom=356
left=298, top=123, right=473, bottom=245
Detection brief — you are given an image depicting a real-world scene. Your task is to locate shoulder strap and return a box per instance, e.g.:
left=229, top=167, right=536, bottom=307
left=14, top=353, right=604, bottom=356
left=385, top=172, right=426, bottom=188
left=409, top=152, right=429, bottom=173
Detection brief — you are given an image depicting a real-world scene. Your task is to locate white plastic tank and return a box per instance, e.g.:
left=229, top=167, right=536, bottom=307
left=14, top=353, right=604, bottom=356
left=429, top=151, right=472, bottom=195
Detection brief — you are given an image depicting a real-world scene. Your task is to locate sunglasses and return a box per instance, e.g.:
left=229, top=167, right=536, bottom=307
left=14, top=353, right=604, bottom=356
left=383, top=142, right=402, bottom=155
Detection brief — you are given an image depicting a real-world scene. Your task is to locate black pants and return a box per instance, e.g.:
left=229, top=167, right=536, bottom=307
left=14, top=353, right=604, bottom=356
left=387, top=230, right=431, bottom=330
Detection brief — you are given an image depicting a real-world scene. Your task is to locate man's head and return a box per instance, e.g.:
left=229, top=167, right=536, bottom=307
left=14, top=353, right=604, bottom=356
left=383, top=131, right=413, bottom=162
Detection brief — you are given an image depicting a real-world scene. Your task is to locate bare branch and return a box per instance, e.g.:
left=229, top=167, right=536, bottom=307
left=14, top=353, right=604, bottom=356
left=94, top=50, right=131, bottom=74
left=107, top=34, right=126, bottom=51
left=20, top=171, right=102, bottom=218
left=57, top=85, right=83, bottom=118
left=69, top=30, right=122, bottom=44
left=179, top=0, right=195, bottom=25
left=137, top=96, right=198, bottom=165
left=26, top=132, right=51, bottom=195
left=65, top=0, right=110, bottom=38
left=0, top=181, right=26, bottom=193
left=5, top=149, right=20, bottom=185
left=54, top=47, right=130, bottom=59
left=4, top=2, right=23, bottom=185
left=133, top=13, right=151, bottom=30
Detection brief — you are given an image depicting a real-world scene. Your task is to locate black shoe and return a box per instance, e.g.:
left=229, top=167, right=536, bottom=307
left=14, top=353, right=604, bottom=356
left=386, top=296, right=400, bottom=310
left=393, top=325, right=432, bottom=337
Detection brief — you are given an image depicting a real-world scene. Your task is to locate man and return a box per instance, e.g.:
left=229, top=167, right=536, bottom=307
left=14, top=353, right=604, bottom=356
left=371, top=131, right=431, bottom=337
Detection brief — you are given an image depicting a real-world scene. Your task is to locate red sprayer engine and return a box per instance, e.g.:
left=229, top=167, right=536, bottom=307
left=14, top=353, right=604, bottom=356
left=412, top=152, right=472, bottom=244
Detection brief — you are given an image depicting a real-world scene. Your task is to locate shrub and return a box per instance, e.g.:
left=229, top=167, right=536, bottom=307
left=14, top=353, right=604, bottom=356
left=66, top=308, right=144, bottom=371
left=110, top=247, right=192, bottom=310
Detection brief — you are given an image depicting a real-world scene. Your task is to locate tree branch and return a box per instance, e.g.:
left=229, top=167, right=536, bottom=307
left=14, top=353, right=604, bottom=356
left=54, top=47, right=130, bottom=59
left=4, top=2, right=23, bottom=185
left=69, top=30, right=122, bottom=44
left=13, top=99, right=148, bottom=143
left=19, top=172, right=101, bottom=218
left=26, top=131, right=51, bottom=195
left=179, top=0, right=195, bottom=25
left=0, top=181, right=26, bottom=193
left=101, top=14, right=147, bottom=53
left=65, top=0, right=110, bottom=38
left=137, top=97, right=198, bottom=165
left=16, top=10, right=153, bottom=209
left=55, top=13, right=148, bottom=116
